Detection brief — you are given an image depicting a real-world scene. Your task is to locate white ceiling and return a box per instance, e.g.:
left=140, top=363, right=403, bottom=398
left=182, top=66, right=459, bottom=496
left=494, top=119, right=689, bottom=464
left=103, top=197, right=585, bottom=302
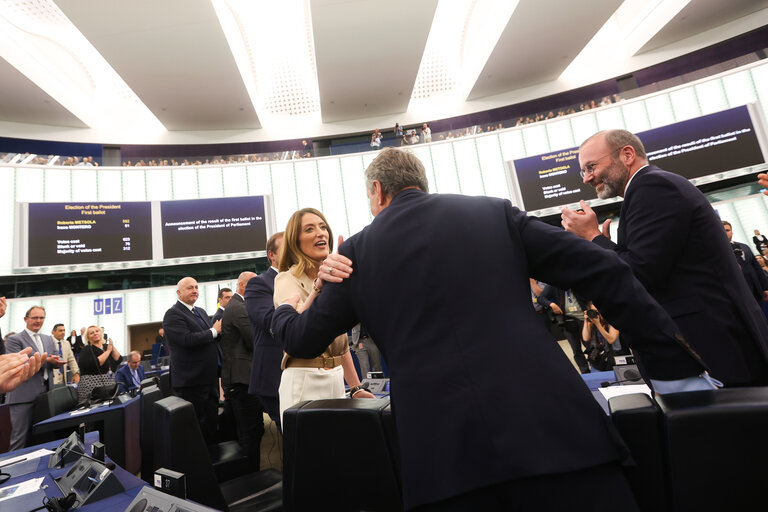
left=0, top=0, right=766, bottom=143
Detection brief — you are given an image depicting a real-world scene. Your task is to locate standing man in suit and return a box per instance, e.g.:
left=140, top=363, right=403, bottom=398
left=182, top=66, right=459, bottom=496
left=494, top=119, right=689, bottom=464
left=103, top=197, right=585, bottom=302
left=244, top=232, right=283, bottom=426
left=562, top=129, right=768, bottom=388
left=5, top=306, right=65, bottom=449
left=163, top=277, right=222, bottom=444
left=116, top=351, right=146, bottom=393
left=723, top=221, right=768, bottom=305
left=221, top=271, right=264, bottom=469
left=51, top=323, right=80, bottom=385
left=272, top=148, right=705, bottom=511
left=211, top=288, right=233, bottom=324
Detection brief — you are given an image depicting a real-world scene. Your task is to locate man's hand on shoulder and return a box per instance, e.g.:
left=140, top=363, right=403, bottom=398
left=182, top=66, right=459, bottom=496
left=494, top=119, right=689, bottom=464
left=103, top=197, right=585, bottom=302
left=318, top=235, right=353, bottom=284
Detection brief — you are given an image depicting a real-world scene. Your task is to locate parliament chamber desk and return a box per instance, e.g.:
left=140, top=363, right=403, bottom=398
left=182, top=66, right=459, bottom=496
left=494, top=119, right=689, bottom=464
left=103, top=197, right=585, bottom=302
left=0, top=432, right=146, bottom=511
left=32, top=395, right=140, bottom=473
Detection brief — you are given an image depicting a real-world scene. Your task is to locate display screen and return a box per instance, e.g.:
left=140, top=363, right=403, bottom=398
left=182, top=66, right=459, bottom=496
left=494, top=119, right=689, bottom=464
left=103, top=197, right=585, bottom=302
left=27, top=202, right=152, bottom=266
left=510, top=105, right=766, bottom=212
left=160, top=196, right=267, bottom=258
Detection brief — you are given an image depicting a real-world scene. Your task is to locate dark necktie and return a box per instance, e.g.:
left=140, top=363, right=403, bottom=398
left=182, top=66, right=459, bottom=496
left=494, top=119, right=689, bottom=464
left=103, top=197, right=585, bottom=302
left=192, top=308, right=208, bottom=328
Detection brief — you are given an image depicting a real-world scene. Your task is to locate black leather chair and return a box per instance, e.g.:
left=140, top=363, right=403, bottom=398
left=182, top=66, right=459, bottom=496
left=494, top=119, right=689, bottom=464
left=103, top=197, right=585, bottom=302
left=31, top=385, right=78, bottom=424
left=140, top=385, right=163, bottom=483
left=153, top=396, right=282, bottom=512
left=282, top=398, right=403, bottom=512
left=655, top=387, right=768, bottom=512
left=157, top=372, right=172, bottom=398
left=609, top=393, right=668, bottom=512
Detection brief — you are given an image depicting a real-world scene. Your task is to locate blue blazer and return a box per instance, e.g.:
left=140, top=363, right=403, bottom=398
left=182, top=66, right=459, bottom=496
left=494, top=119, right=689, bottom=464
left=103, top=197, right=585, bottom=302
left=116, top=364, right=146, bottom=393
left=162, top=301, right=219, bottom=389
left=594, top=165, right=768, bottom=385
left=244, top=267, right=281, bottom=397
left=271, top=189, right=703, bottom=509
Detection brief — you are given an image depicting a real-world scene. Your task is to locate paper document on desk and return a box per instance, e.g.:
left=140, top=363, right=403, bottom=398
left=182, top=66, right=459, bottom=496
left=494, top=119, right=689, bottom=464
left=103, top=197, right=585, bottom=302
left=0, top=449, right=53, bottom=468
left=0, top=476, right=44, bottom=502
left=598, top=384, right=652, bottom=401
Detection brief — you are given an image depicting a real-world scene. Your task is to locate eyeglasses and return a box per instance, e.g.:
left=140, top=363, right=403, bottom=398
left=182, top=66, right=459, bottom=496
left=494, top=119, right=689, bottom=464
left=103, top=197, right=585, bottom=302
left=579, top=146, right=625, bottom=179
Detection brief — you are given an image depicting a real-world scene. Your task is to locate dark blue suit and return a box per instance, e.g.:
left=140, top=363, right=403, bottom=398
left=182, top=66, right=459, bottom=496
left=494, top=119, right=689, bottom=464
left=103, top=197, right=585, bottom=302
left=732, top=241, right=768, bottom=304
left=244, top=267, right=281, bottom=424
left=593, top=165, right=768, bottom=386
left=115, top=363, right=146, bottom=393
left=272, top=189, right=702, bottom=509
left=162, top=300, right=219, bottom=443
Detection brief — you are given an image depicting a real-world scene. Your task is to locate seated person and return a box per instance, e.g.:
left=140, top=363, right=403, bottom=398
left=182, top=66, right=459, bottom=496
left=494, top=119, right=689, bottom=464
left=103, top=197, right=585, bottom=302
left=116, top=350, right=145, bottom=393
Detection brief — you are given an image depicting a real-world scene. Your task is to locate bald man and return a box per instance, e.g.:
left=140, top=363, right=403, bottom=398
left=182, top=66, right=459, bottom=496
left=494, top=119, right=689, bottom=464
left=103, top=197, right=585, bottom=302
left=162, top=277, right=222, bottom=444
left=221, top=271, right=264, bottom=469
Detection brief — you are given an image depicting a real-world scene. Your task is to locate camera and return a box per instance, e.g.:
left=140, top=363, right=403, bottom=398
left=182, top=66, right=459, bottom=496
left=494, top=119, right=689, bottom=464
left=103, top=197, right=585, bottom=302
left=586, top=309, right=599, bottom=319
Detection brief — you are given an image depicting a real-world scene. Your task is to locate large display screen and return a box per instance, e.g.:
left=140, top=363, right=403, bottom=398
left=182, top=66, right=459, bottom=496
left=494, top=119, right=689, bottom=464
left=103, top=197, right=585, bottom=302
left=160, top=196, right=267, bottom=258
left=15, top=195, right=270, bottom=270
left=27, top=202, right=152, bottom=266
left=509, top=104, right=767, bottom=212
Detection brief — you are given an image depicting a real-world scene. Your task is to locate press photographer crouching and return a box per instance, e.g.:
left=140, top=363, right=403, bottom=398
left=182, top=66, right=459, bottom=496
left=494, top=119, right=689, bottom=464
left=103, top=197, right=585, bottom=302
left=581, top=302, right=630, bottom=372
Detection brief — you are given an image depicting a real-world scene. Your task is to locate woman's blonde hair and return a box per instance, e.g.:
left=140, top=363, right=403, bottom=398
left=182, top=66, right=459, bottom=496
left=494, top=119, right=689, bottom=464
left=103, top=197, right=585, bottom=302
left=278, top=208, right=333, bottom=277
left=85, top=325, right=103, bottom=345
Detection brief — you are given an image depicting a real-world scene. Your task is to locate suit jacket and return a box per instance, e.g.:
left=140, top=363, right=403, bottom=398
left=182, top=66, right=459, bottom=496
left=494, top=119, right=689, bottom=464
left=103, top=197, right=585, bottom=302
left=162, top=301, right=219, bottom=389
left=116, top=364, right=146, bottom=393
left=211, top=308, right=224, bottom=324
left=52, top=337, right=79, bottom=385
left=68, top=334, right=84, bottom=355
left=593, top=165, right=768, bottom=386
left=244, top=268, right=281, bottom=397
left=220, top=294, right=254, bottom=387
left=753, top=234, right=768, bottom=255
left=733, top=241, right=768, bottom=302
left=4, top=331, right=58, bottom=404
left=272, top=189, right=703, bottom=509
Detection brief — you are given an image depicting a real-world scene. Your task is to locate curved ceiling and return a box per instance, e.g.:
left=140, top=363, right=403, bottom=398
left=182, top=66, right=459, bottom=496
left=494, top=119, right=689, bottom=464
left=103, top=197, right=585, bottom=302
left=0, top=0, right=766, bottom=144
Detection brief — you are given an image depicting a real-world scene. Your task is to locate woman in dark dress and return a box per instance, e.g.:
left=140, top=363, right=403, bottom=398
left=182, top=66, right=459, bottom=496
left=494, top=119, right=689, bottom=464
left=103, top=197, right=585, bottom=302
left=78, top=325, right=121, bottom=375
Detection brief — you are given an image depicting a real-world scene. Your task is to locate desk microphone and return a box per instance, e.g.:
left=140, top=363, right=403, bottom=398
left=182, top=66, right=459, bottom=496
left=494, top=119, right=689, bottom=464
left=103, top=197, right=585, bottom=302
left=601, top=377, right=643, bottom=388
left=55, top=446, right=116, bottom=471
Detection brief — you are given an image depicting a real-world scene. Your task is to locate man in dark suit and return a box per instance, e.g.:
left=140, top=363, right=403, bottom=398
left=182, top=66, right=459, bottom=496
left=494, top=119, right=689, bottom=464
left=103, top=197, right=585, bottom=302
left=271, top=148, right=705, bottom=511
left=5, top=306, right=65, bottom=449
left=724, top=221, right=768, bottom=305
left=0, top=296, right=6, bottom=355
left=116, top=350, right=146, bottom=393
left=211, top=287, right=233, bottom=324
left=563, top=129, right=768, bottom=388
left=244, top=231, right=283, bottom=426
left=221, top=271, right=264, bottom=469
left=163, top=277, right=222, bottom=444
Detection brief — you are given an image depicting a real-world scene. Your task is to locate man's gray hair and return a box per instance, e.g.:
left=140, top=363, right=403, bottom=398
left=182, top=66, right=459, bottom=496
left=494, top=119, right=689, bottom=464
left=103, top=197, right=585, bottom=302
left=365, top=147, right=429, bottom=197
left=581, top=129, right=647, bottom=160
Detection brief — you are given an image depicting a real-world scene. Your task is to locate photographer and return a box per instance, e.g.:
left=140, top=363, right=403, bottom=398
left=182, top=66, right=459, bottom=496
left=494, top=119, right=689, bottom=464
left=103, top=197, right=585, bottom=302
left=538, top=286, right=590, bottom=374
left=581, top=302, right=624, bottom=372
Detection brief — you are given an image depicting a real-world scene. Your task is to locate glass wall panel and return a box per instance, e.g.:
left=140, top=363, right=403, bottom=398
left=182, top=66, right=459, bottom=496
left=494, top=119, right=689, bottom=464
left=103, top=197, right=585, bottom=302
left=97, top=170, right=123, bottom=201
left=171, top=168, right=199, bottom=200
left=44, top=168, right=71, bottom=202
left=453, top=138, right=485, bottom=196
left=695, top=80, right=728, bottom=115
left=669, top=87, right=701, bottom=121
left=430, top=143, right=461, bottom=194
left=222, top=166, right=248, bottom=198
left=122, top=169, right=147, bottom=201
left=197, top=167, right=224, bottom=199
left=644, top=94, right=676, bottom=128
left=317, top=158, right=350, bottom=238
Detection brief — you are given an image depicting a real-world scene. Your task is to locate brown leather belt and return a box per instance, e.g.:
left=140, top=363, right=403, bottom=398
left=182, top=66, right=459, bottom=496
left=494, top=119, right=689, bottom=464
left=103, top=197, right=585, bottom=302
left=284, top=355, right=344, bottom=369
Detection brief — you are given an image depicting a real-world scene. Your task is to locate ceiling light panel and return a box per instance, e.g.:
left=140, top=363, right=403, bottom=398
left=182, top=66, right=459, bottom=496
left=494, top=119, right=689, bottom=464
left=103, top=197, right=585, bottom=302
left=559, top=0, right=691, bottom=84
left=212, top=0, right=321, bottom=127
left=409, top=0, right=518, bottom=111
left=0, top=0, right=164, bottom=134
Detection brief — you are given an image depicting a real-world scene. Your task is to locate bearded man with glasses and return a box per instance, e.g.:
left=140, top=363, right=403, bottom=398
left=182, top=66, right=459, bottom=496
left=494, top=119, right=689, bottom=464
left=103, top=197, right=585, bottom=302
left=562, top=129, right=768, bottom=392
